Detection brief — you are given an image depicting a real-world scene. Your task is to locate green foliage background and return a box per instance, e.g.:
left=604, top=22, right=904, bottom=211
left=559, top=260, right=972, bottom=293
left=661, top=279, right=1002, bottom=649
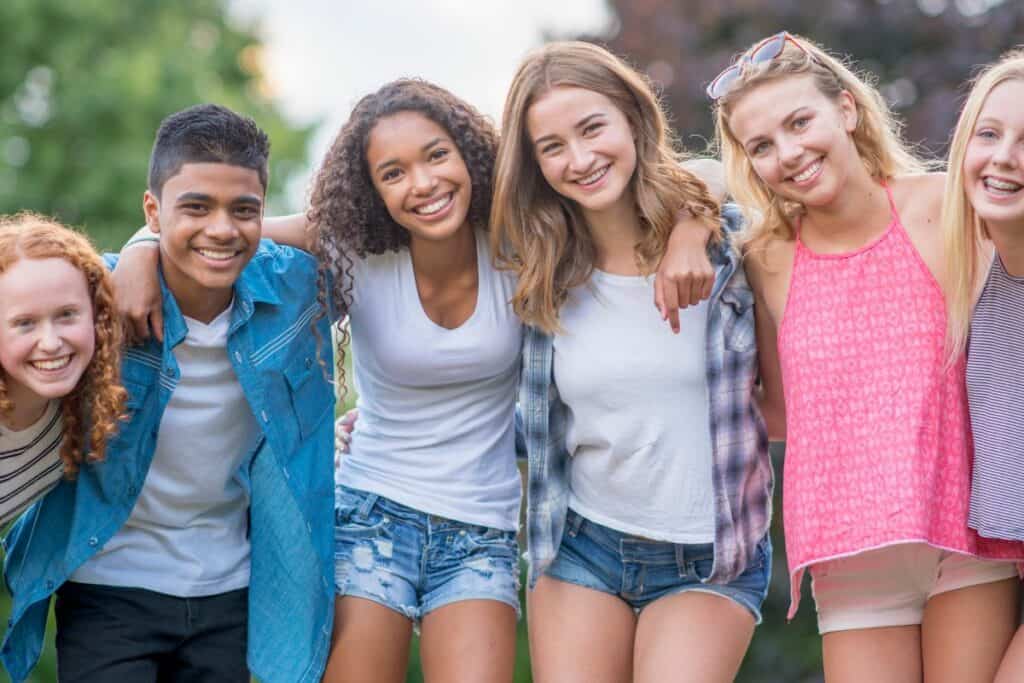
left=0, top=0, right=312, bottom=252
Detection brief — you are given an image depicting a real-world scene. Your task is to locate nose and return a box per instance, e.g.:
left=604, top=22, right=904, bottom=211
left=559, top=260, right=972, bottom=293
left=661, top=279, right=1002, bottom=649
left=777, top=135, right=804, bottom=167
left=992, top=138, right=1019, bottom=169
left=410, top=164, right=438, bottom=196
left=205, top=209, right=238, bottom=241
left=566, top=140, right=595, bottom=174
left=36, top=321, right=63, bottom=353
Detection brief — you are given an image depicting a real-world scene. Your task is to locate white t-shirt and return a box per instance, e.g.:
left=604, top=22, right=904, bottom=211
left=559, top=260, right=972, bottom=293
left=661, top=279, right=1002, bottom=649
left=72, top=304, right=258, bottom=597
left=553, top=269, right=715, bottom=543
left=0, top=401, right=63, bottom=528
left=338, top=233, right=523, bottom=531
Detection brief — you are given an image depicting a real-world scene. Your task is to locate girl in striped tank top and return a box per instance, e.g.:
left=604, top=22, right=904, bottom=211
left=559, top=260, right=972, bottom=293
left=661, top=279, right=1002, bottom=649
left=0, top=213, right=126, bottom=529
left=709, top=33, right=1024, bottom=681
left=943, top=50, right=1024, bottom=682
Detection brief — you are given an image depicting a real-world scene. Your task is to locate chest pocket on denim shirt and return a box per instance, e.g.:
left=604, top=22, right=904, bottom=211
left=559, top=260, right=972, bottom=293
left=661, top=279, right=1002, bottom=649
left=720, top=286, right=756, bottom=353
left=92, top=377, right=153, bottom=495
left=284, top=341, right=333, bottom=441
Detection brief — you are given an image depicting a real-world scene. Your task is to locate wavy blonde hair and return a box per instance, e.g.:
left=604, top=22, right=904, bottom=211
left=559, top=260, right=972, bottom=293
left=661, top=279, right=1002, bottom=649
left=0, top=213, right=127, bottom=477
left=943, top=49, right=1024, bottom=360
left=712, top=34, right=925, bottom=256
left=491, top=41, right=721, bottom=333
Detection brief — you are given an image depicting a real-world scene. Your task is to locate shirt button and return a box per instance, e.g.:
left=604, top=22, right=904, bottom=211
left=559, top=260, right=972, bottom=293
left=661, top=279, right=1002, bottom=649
left=305, top=357, right=313, bottom=369
left=234, top=351, right=243, bottom=363
left=164, top=367, right=175, bottom=377
left=45, top=580, right=54, bottom=590
left=88, top=537, right=98, bottom=547
left=261, top=410, right=269, bottom=422
left=128, top=485, right=137, bottom=496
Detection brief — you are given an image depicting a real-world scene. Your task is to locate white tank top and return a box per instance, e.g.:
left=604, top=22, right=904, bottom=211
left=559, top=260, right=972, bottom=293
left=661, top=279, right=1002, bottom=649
left=338, top=232, right=523, bottom=531
left=553, top=269, right=715, bottom=543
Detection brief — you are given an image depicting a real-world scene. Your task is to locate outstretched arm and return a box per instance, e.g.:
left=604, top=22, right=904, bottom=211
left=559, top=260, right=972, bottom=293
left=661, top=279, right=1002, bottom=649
left=263, top=213, right=313, bottom=251
left=112, top=227, right=162, bottom=343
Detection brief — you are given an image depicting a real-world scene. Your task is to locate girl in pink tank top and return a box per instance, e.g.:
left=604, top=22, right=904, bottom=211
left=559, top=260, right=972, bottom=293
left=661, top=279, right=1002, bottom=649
left=709, top=32, right=1024, bottom=681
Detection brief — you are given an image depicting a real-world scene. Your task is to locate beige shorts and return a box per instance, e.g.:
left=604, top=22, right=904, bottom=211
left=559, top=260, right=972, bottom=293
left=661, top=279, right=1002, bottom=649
left=810, top=543, right=1019, bottom=634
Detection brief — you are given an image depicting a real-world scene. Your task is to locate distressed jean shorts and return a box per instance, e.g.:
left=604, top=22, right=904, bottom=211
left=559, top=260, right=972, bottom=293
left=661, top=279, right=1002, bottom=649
left=544, top=508, right=771, bottom=623
left=334, top=484, right=521, bottom=621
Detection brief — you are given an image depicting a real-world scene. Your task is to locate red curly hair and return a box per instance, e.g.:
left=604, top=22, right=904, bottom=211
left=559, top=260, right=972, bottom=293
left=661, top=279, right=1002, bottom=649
left=0, top=212, right=127, bottom=477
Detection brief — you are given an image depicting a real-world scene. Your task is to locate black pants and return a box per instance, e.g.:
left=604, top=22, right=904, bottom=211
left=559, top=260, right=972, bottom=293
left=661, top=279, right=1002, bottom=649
left=55, top=582, right=248, bottom=683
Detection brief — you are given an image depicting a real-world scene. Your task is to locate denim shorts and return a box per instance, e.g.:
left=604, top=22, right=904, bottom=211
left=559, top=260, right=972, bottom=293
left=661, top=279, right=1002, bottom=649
left=334, top=484, right=521, bottom=621
left=544, top=508, right=771, bottom=623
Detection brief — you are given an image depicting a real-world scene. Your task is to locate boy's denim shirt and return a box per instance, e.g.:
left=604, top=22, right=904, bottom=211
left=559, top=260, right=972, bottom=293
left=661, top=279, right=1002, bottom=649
left=1, top=240, right=336, bottom=683
left=521, top=204, right=774, bottom=588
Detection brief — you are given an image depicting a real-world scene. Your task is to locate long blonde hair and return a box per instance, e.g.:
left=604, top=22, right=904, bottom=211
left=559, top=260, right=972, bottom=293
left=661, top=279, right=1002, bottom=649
left=943, top=49, right=1024, bottom=360
left=712, top=34, right=925, bottom=256
left=491, top=41, right=721, bottom=333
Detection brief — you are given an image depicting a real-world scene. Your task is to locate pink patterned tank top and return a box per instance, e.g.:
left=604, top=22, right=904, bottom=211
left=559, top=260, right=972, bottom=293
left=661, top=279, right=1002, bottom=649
left=777, top=185, right=1024, bottom=618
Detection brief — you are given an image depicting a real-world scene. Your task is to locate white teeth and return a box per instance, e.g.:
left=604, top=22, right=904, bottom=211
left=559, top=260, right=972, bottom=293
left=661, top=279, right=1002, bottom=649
left=197, top=248, right=237, bottom=261
left=31, top=356, right=71, bottom=371
left=984, top=177, right=1022, bottom=193
left=576, top=167, right=609, bottom=186
left=792, top=160, right=822, bottom=183
left=414, top=194, right=452, bottom=215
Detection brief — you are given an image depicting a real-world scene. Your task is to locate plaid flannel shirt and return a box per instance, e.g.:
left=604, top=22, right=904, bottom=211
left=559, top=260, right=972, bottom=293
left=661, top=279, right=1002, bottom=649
left=520, top=203, right=773, bottom=588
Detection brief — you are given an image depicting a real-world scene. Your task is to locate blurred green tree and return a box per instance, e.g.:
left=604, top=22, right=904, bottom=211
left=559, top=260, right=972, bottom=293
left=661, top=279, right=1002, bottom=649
left=0, top=0, right=313, bottom=251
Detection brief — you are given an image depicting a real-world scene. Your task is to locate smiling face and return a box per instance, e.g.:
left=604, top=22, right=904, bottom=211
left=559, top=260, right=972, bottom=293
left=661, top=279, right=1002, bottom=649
left=0, top=257, right=96, bottom=415
left=526, top=85, right=638, bottom=220
left=727, top=74, right=859, bottom=209
left=365, top=111, right=473, bottom=244
left=963, top=78, right=1024, bottom=233
left=143, top=161, right=264, bottom=322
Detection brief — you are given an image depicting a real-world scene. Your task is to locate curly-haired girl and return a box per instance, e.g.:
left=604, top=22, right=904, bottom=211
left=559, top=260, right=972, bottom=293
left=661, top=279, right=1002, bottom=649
left=305, top=79, right=524, bottom=683
left=491, top=41, right=773, bottom=682
left=0, top=212, right=126, bottom=527
left=711, top=32, right=1024, bottom=681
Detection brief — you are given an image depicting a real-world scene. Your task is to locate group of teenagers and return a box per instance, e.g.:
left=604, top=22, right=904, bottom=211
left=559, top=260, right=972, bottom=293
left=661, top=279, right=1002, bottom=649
left=1, top=28, right=1023, bottom=683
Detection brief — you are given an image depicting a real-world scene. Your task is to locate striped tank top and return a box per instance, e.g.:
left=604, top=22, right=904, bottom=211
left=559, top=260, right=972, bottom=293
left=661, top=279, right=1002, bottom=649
left=777, top=185, right=1024, bottom=618
left=967, top=254, right=1024, bottom=540
left=0, top=401, right=63, bottom=527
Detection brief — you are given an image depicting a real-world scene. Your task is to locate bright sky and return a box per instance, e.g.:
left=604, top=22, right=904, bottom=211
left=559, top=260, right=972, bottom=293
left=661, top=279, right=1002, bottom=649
left=228, top=0, right=613, bottom=207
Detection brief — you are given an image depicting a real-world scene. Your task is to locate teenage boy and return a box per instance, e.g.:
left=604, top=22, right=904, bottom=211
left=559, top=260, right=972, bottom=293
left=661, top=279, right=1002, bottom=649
left=1, top=104, right=335, bottom=683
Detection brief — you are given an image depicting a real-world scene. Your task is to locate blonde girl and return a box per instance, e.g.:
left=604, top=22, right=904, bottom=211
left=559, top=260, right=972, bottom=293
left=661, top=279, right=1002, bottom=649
left=0, top=212, right=125, bottom=526
left=492, top=41, right=774, bottom=683
left=942, top=49, right=1024, bottom=683
left=711, top=32, right=1024, bottom=682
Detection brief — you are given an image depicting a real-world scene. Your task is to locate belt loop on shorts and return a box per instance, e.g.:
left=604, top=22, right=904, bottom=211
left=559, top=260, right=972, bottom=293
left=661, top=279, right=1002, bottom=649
left=355, top=492, right=378, bottom=522
left=566, top=510, right=585, bottom=538
left=675, top=544, right=688, bottom=578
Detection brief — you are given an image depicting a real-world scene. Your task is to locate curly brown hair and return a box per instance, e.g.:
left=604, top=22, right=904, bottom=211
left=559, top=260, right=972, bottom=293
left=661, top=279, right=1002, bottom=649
left=0, top=212, right=127, bottom=477
left=307, top=79, right=499, bottom=397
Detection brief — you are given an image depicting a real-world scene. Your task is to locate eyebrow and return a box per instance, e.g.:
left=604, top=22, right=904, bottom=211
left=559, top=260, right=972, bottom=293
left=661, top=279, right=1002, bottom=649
left=533, top=112, right=606, bottom=147
left=175, top=192, right=262, bottom=206
left=742, top=107, right=812, bottom=148
left=374, top=137, right=445, bottom=173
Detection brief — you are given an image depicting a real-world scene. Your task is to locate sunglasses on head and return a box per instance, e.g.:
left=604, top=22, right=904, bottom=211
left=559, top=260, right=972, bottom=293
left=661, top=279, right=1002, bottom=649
left=706, top=32, right=810, bottom=100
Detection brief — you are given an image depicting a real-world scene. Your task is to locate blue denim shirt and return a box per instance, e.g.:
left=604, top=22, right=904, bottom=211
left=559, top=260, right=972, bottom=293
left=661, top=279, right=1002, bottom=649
left=520, top=204, right=773, bottom=587
left=1, top=240, right=336, bottom=683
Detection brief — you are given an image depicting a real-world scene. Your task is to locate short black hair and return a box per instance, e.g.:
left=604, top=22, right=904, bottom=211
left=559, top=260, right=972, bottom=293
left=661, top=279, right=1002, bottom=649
left=148, top=104, right=270, bottom=198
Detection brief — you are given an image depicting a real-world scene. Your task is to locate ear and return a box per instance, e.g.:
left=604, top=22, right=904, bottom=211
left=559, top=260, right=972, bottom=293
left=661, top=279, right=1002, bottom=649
left=142, top=190, right=161, bottom=235
left=837, top=90, right=858, bottom=133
